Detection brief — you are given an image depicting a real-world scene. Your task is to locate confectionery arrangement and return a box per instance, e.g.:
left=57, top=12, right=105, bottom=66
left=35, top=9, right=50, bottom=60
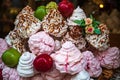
left=0, top=0, right=120, bottom=80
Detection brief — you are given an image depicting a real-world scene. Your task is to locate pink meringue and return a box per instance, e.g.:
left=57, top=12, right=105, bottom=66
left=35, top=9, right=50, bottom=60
left=0, top=38, right=8, bottom=64
left=0, top=38, right=8, bottom=56
left=41, top=68, right=65, bottom=80
left=28, top=31, right=55, bottom=55
left=2, top=66, right=20, bottom=80
left=96, top=47, right=120, bottom=69
left=83, top=51, right=102, bottom=77
left=51, top=41, right=86, bottom=75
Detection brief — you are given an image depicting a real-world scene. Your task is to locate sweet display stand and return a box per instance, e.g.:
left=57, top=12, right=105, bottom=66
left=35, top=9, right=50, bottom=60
left=0, top=0, right=120, bottom=80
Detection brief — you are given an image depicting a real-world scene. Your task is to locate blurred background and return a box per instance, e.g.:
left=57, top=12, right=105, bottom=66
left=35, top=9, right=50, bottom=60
left=0, top=0, right=120, bottom=47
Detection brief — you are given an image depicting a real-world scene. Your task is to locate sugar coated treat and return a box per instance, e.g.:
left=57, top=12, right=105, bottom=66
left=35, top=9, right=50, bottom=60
left=85, top=24, right=110, bottom=51
left=41, top=68, right=65, bottom=80
left=2, top=66, right=20, bottom=80
left=71, top=69, right=90, bottom=80
left=14, top=6, right=41, bottom=38
left=51, top=41, right=86, bottom=75
left=28, top=31, right=55, bottom=55
left=96, top=47, right=120, bottom=69
left=17, top=52, right=36, bottom=77
left=83, top=51, right=102, bottom=77
left=62, top=26, right=86, bottom=50
left=41, top=9, right=68, bottom=37
left=67, top=6, right=86, bottom=26
left=5, top=30, right=26, bottom=53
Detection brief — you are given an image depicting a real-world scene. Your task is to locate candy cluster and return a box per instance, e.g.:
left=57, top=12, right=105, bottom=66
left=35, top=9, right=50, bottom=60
left=0, top=0, right=120, bottom=80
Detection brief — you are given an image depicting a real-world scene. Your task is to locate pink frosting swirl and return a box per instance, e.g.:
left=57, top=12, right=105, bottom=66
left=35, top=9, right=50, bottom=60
left=96, top=47, right=120, bottom=69
left=83, top=51, right=102, bottom=77
left=51, top=41, right=86, bottom=75
left=0, top=38, right=8, bottom=57
left=28, top=31, right=55, bottom=55
left=2, top=66, right=20, bottom=80
left=0, top=38, right=8, bottom=68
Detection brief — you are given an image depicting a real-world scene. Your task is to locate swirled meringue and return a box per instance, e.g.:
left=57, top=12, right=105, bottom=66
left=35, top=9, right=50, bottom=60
left=51, top=41, right=86, bottom=75
left=83, top=51, right=102, bottom=77
left=28, top=31, right=55, bottom=55
left=17, top=52, right=36, bottom=77
left=67, top=6, right=86, bottom=26
left=2, top=66, right=20, bottom=80
left=96, top=47, right=120, bottom=69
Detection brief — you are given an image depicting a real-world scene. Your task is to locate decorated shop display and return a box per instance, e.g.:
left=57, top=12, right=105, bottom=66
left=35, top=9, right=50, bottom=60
left=0, top=0, right=120, bottom=80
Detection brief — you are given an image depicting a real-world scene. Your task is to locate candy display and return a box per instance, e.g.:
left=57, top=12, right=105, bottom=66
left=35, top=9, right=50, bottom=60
left=0, top=0, right=120, bottom=80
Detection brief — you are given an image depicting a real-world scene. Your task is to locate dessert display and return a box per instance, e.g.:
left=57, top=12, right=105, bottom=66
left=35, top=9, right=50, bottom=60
left=0, top=0, right=120, bottom=80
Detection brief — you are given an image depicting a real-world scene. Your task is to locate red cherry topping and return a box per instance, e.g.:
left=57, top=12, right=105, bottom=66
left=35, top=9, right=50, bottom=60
left=33, top=54, right=53, bottom=72
left=58, top=0, right=74, bottom=18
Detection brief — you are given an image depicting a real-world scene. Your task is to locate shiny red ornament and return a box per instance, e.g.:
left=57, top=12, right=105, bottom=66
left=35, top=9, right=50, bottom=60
left=58, top=0, right=74, bottom=18
left=33, top=54, right=53, bottom=72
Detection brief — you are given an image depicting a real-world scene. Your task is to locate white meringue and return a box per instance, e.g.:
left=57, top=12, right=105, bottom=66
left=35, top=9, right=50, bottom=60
left=17, top=52, right=36, bottom=77
left=71, top=69, right=90, bottom=80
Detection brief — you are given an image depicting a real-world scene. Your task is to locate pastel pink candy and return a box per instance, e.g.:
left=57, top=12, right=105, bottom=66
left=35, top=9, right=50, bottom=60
left=2, top=66, right=20, bottom=80
left=83, top=51, right=102, bottom=77
left=0, top=38, right=8, bottom=56
left=28, top=31, right=55, bottom=55
left=51, top=41, right=86, bottom=75
left=0, top=38, right=8, bottom=66
left=96, top=47, right=120, bottom=69
left=41, top=68, right=65, bottom=80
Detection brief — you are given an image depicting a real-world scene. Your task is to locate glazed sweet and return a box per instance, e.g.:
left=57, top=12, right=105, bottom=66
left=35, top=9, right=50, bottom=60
left=51, top=41, right=86, bottom=75
left=33, top=54, right=53, bottom=72
left=2, top=48, right=21, bottom=68
left=58, top=0, right=74, bottom=18
left=28, top=31, right=55, bottom=55
left=34, top=6, right=47, bottom=20
left=96, top=47, right=120, bottom=69
left=83, top=51, right=102, bottom=77
left=41, top=9, right=68, bottom=37
left=17, top=52, right=36, bottom=77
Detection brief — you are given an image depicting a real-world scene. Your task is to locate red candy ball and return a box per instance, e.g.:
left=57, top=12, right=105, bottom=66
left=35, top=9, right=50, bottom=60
left=58, top=0, right=74, bottom=18
left=33, top=54, right=53, bottom=72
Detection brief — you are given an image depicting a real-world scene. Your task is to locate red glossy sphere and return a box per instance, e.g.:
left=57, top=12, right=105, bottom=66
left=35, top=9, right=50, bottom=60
left=33, top=54, right=53, bottom=72
left=58, top=0, right=74, bottom=18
